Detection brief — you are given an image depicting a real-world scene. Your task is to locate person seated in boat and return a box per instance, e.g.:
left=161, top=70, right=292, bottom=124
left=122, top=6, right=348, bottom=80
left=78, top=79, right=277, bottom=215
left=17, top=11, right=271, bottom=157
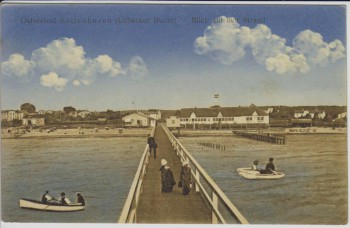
left=251, top=160, right=260, bottom=171
left=41, top=190, right=56, bottom=203
left=76, top=192, right=85, bottom=206
left=260, top=158, right=275, bottom=174
left=60, top=192, right=71, bottom=205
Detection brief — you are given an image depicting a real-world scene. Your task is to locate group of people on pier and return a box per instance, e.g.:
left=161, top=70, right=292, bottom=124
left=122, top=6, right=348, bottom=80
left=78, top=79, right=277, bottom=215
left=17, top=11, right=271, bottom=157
left=252, top=158, right=276, bottom=174
left=159, top=158, right=192, bottom=196
left=41, top=191, right=85, bottom=205
left=148, top=134, right=192, bottom=196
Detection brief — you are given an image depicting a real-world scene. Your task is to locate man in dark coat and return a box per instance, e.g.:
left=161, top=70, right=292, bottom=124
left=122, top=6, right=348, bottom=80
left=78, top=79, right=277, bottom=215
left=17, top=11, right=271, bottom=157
left=180, top=160, right=192, bottom=196
left=147, top=135, right=157, bottom=159
left=263, top=158, right=275, bottom=174
left=76, top=192, right=85, bottom=206
left=41, top=190, right=55, bottom=203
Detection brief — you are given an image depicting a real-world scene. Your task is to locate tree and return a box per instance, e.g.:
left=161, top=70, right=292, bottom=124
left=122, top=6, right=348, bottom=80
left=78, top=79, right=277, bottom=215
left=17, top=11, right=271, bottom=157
left=63, top=106, right=76, bottom=115
left=20, top=103, right=36, bottom=113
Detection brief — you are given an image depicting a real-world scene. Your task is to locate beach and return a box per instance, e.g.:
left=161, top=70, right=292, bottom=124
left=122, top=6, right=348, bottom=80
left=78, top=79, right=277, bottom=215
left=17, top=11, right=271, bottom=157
left=1, top=127, right=152, bottom=139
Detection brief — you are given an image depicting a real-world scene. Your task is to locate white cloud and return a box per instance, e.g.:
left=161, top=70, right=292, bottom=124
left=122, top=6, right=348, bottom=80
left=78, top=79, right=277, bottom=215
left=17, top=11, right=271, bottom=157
left=94, top=55, right=125, bottom=77
left=194, top=17, right=345, bottom=74
left=293, top=30, right=346, bottom=66
left=128, top=56, right=148, bottom=79
left=32, top=38, right=85, bottom=79
left=40, top=72, right=68, bottom=91
left=2, top=37, right=148, bottom=90
left=1, top=54, right=34, bottom=80
left=266, top=53, right=310, bottom=74
left=194, top=16, right=251, bottom=65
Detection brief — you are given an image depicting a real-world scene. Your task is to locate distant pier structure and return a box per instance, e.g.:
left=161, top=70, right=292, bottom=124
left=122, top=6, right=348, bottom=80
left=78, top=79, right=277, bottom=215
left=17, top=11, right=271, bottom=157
left=233, top=130, right=286, bottom=145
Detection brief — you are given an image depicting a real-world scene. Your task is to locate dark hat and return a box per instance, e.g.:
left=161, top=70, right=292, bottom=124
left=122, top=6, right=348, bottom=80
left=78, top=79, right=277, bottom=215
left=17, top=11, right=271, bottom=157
left=60, top=192, right=65, bottom=196
left=269, top=158, right=274, bottom=161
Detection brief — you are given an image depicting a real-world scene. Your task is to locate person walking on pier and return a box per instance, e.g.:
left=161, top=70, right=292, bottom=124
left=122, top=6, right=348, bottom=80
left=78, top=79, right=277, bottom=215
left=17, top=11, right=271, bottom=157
left=147, top=134, right=158, bottom=159
left=159, top=159, right=176, bottom=193
left=180, top=160, right=192, bottom=196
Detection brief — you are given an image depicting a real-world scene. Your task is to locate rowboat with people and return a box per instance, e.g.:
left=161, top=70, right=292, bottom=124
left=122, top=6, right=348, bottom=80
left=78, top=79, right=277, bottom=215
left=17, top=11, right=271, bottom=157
left=237, top=168, right=285, bottom=180
left=19, top=198, right=84, bottom=212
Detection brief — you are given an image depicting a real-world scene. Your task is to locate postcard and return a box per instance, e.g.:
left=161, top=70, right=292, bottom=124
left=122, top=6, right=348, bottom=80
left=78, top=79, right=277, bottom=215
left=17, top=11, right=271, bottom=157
left=0, top=1, right=348, bottom=227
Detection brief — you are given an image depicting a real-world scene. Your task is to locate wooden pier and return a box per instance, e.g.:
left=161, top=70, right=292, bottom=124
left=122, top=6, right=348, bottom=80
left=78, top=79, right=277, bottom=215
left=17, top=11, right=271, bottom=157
left=233, top=130, right=286, bottom=144
left=118, top=125, right=249, bottom=224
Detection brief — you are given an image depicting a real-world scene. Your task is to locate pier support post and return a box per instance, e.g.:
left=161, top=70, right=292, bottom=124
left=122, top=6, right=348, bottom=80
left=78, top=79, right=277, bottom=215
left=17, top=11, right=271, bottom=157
left=195, top=169, right=200, bottom=192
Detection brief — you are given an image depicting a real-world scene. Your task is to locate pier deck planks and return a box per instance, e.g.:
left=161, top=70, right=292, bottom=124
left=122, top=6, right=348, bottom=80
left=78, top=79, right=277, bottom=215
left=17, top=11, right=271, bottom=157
left=137, top=126, right=211, bottom=224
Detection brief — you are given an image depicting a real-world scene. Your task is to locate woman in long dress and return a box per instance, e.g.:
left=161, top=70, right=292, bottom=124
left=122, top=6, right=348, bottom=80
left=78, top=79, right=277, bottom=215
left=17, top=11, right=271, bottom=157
left=159, top=159, right=176, bottom=193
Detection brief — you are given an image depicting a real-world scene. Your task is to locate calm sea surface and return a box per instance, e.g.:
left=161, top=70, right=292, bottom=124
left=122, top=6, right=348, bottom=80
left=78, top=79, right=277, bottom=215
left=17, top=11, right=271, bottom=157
left=179, top=134, right=348, bottom=224
left=1, top=134, right=348, bottom=224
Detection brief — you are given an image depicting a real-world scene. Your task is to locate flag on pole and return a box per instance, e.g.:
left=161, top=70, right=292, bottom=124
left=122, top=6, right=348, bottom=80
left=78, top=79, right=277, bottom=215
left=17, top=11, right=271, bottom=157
left=214, top=94, right=219, bottom=99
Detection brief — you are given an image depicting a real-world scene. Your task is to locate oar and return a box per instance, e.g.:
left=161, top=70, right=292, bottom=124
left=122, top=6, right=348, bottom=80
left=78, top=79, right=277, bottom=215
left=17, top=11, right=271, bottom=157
left=271, top=170, right=281, bottom=175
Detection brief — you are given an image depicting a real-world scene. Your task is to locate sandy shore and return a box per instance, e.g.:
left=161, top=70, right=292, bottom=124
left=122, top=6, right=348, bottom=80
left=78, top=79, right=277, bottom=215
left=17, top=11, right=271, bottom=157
left=2, top=128, right=152, bottom=139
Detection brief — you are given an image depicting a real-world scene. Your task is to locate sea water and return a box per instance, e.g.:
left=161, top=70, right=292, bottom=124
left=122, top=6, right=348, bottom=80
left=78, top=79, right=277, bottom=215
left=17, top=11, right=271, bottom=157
left=1, top=137, right=146, bottom=223
left=179, top=134, right=348, bottom=224
left=1, top=134, right=347, bottom=224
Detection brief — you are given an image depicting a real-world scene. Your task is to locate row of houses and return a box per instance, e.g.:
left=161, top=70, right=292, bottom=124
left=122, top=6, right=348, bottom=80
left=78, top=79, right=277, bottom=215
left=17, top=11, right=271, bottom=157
left=294, top=109, right=326, bottom=119
left=1, top=107, right=347, bottom=128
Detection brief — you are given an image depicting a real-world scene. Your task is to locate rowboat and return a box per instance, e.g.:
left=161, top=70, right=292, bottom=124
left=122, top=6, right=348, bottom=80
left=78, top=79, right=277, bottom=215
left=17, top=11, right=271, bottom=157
left=19, top=198, right=84, bottom=212
left=237, top=168, right=285, bottom=180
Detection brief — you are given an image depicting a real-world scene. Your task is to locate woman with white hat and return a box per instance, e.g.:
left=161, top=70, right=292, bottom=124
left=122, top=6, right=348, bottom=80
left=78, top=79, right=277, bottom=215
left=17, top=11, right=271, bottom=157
left=159, top=159, right=176, bottom=193
left=179, top=159, right=192, bottom=196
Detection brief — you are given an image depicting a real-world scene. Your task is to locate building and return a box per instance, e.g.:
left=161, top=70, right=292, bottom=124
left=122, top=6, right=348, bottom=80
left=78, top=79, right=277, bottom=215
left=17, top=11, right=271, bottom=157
left=338, top=112, right=347, bottom=119
left=316, top=111, right=326, bottom=119
left=264, top=108, right=274, bottom=114
left=290, top=119, right=312, bottom=128
left=122, top=112, right=157, bottom=127
left=294, top=110, right=309, bottom=118
left=22, top=114, right=45, bottom=126
left=142, top=110, right=162, bottom=120
left=68, top=110, right=91, bottom=118
left=178, top=105, right=269, bottom=129
left=77, top=110, right=92, bottom=118
left=1, top=110, right=24, bottom=121
left=166, top=116, right=180, bottom=129
left=294, top=109, right=326, bottom=119
left=37, top=110, right=54, bottom=115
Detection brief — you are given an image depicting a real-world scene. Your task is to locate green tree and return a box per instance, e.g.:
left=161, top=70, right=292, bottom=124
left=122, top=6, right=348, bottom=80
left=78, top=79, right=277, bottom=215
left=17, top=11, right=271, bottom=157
left=20, top=103, right=36, bottom=113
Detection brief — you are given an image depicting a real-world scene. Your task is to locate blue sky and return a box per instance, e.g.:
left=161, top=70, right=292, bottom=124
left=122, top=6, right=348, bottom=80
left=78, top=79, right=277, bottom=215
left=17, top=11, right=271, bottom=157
left=1, top=4, right=347, bottom=111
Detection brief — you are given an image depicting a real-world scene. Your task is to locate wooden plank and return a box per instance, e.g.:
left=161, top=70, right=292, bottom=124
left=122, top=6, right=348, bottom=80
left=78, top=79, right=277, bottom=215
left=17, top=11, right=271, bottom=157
left=137, top=126, right=211, bottom=224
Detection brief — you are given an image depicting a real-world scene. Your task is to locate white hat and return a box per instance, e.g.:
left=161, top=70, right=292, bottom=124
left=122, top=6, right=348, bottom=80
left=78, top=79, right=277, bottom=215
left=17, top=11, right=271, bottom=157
left=161, top=159, right=167, bottom=166
left=182, top=159, right=189, bottom=166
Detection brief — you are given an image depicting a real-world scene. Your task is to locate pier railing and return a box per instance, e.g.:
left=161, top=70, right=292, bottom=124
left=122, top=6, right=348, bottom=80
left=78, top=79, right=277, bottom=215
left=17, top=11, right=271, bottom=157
left=161, top=124, right=249, bottom=224
left=118, top=127, right=155, bottom=223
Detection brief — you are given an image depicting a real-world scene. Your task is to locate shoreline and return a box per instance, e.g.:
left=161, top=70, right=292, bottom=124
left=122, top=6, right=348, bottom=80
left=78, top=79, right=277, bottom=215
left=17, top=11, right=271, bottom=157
left=2, top=127, right=346, bottom=139
left=1, top=128, right=151, bottom=139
